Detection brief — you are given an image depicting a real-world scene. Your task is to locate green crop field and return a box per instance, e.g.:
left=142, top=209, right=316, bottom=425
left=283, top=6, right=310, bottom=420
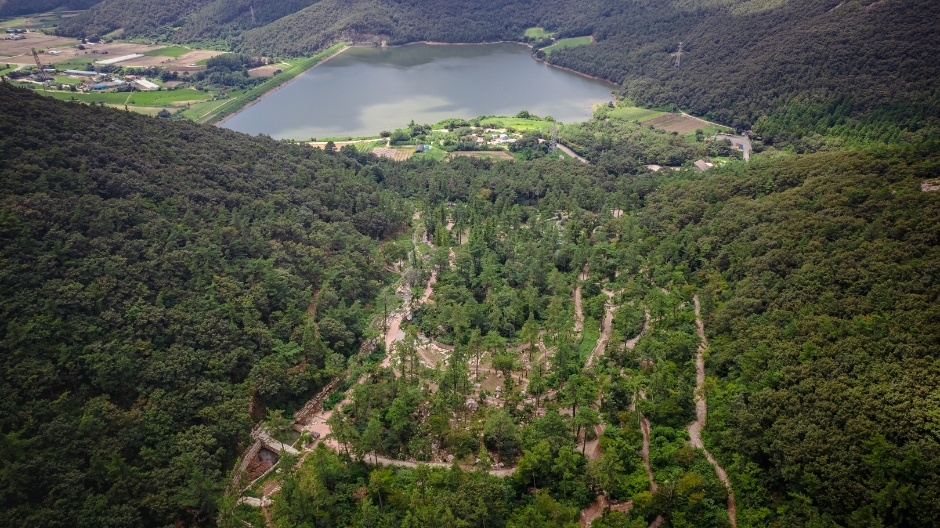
left=125, top=89, right=210, bottom=106
left=0, top=65, right=17, bottom=76
left=142, top=46, right=191, bottom=57
left=44, top=88, right=210, bottom=107
left=542, top=36, right=592, bottom=54
left=55, top=57, right=96, bottom=69
left=47, top=92, right=133, bottom=105
left=524, top=27, right=553, bottom=38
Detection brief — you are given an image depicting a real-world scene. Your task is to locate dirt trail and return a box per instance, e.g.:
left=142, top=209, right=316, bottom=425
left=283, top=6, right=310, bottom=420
left=574, top=264, right=588, bottom=333
left=586, top=299, right=617, bottom=368
left=690, top=295, right=737, bottom=528
left=573, top=287, right=584, bottom=333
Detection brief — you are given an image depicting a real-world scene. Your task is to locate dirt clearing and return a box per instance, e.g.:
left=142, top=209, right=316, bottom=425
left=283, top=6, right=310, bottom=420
left=0, top=34, right=80, bottom=61
left=118, top=49, right=224, bottom=68
left=641, top=113, right=714, bottom=134
left=248, top=65, right=284, bottom=77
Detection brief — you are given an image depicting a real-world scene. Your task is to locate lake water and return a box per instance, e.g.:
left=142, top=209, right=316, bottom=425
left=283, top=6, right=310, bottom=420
left=221, top=43, right=615, bottom=140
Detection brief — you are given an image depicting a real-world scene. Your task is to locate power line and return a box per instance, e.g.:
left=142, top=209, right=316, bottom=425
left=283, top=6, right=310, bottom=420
left=675, top=42, right=682, bottom=68
left=549, top=122, right=558, bottom=155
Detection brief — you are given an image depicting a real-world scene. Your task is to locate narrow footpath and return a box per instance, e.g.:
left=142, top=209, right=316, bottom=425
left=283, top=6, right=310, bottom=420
left=689, top=295, right=737, bottom=527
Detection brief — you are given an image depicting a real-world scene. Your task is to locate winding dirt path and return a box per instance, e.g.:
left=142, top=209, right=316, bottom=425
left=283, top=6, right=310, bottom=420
left=586, top=299, right=617, bottom=368
left=690, top=295, right=737, bottom=527
left=573, top=264, right=588, bottom=333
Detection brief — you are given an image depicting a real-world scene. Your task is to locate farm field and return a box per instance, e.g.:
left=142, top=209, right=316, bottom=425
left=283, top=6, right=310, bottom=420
left=0, top=34, right=80, bottom=60
left=44, top=88, right=210, bottom=107
left=125, top=89, right=211, bottom=106
left=542, top=36, right=592, bottom=54
left=641, top=113, right=729, bottom=135
left=104, top=104, right=165, bottom=116
left=116, top=49, right=224, bottom=68
left=141, top=46, right=191, bottom=57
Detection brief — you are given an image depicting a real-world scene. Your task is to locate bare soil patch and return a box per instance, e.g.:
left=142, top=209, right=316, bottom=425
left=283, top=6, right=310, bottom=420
left=4, top=41, right=167, bottom=65
left=641, top=113, right=711, bottom=134
left=119, top=49, right=223, bottom=68
left=248, top=65, right=283, bottom=77
left=0, top=33, right=80, bottom=61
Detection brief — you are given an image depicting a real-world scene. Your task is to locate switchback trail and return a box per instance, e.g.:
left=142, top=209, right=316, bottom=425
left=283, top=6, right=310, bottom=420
left=689, top=295, right=737, bottom=527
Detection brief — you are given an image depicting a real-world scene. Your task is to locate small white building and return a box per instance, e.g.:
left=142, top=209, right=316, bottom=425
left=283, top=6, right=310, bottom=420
left=133, top=78, right=159, bottom=91
left=94, top=53, right=144, bottom=66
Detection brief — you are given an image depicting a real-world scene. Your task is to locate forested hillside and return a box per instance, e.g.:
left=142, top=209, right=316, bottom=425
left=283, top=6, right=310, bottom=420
left=2, top=82, right=940, bottom=528
left=0, top=0, right=102, bottom=16
left=238, top=134, right=940, bottom=527
left=0, top=84, right=409, bottom=527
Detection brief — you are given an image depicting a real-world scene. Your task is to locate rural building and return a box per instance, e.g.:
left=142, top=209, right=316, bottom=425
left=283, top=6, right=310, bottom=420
left=64, top=70, right=97, bottom=76
left=94, top=53, right=144, bottom=66
left=415, top=145, right=424, bottom=153
left=133, top=79, right=159, bottom=91
left=92, top=80, right=125, bottom=90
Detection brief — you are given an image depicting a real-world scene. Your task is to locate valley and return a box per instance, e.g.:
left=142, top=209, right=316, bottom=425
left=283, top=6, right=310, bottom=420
left=0, top=1, right=939, bottom=528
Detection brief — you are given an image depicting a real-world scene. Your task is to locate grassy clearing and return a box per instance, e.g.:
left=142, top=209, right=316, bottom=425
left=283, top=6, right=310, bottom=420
left=543, top=36, right=592, bottom=55
left=524, top=27, right=554, bottom=38
left=0, top=65, right=18, bottom=76
left=692, top=123, right=731, bottom=137
left=203, top=42, right=348, bottom=125
left=178, top=97, right=232, bottom=121
left=0, top=18, right=28, bottom=27
left=142, top=46, right=190, bottom=58
left=478, top=116, right=556, bottom=131
left=54, top=75, right=83, bottom=85
left=599, top=105, right=667, bottom=122
left=413, top=146, right=449, bottom=162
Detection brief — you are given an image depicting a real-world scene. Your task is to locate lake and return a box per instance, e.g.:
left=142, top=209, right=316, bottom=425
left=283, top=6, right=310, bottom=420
left=221, top=43, right=615, bottom=140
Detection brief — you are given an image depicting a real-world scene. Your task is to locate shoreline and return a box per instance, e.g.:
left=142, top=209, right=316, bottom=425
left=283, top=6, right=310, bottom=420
left=214, top=39, right=618, bottom=132
left=532, top=56, right=620, bottom=88
left=212, top=44, right=351, bottom=127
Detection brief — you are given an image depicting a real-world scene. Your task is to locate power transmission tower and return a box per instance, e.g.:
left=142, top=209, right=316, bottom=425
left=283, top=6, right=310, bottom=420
left=674, top=42, right=682, bottom=68
left=549, top=122, right=558, bottom=155
left=250, top=5, right=256, bottom=25
left=31, top=48, right=50, bottom=81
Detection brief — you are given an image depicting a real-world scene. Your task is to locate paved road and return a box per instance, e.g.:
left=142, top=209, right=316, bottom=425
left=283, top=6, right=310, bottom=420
left=557, top=143, right=589, bottom=164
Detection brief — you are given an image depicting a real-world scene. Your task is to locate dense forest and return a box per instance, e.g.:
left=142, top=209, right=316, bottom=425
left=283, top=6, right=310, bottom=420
left=2, top=83, right=939, bottom=527
left=0, top=0, right=102, bottom=16
left=54, top=0, right=940, bottom=144
left=0, top=84, right=410, bottom=527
